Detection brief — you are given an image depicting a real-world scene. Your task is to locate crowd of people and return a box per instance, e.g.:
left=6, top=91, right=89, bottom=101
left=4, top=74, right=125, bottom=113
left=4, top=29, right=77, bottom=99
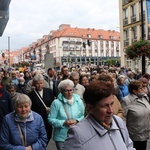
left=0, top=64, right=149, bottom=150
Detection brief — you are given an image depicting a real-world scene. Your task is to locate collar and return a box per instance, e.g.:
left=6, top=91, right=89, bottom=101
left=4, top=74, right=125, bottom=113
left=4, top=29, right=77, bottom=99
left=15, top=111, right=34, bottom=123
left=87, top=114, right=120, bottom=136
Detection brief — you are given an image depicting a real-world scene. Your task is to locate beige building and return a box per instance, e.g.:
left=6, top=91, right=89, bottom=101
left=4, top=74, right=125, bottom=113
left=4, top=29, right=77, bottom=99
left=23, top=24, right=120, bottom=67
left=119, top=0, right=150, bottom=72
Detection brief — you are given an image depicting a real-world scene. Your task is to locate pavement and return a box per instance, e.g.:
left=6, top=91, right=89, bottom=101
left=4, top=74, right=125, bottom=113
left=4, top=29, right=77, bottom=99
left=46, top=139, right=57, bottom=150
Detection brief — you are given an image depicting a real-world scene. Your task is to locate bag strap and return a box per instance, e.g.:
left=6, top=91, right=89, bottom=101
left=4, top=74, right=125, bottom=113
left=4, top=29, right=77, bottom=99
left=113, top=116, right=125, bottom=143
left=17, top=123, right=25, bottom=146
left=34, top=89, right=47, bottom=109
left=61, top=98, right=71, bottom=120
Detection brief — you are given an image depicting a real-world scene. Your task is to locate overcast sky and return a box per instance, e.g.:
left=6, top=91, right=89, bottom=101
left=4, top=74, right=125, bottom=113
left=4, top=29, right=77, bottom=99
left=0, top=0, right=119, bottom=51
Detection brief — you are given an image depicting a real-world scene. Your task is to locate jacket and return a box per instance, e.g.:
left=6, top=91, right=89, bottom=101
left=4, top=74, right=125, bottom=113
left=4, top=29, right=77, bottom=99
left=118, top=84, right=129, bottom=101
left=47, top=93, right=85, bottom=142
left=0, top=88, right=13, bottom=128
left=122, top=94, right=150, bottom=141
left=0, top=111, right=47, bottom=150
left=62, top=115, right=135, bottom=150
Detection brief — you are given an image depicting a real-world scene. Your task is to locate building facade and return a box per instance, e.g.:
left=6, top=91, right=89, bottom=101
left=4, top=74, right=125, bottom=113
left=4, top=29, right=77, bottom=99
left=119, top=0, right=150, bottom=72
left=23, top=24, right=120, bottom=67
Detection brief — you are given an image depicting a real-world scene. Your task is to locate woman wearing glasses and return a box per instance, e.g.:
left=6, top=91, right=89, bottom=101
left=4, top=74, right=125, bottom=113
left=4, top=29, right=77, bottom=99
left=48, top=79, right=85, bottom=150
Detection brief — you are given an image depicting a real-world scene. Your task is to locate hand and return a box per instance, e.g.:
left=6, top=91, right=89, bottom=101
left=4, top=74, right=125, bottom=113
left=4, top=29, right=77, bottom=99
left=26, top=146, right=32, bottom=150
left=46, top=107, right=50, bottom=114
left=63, top=119, right=78, bottom=127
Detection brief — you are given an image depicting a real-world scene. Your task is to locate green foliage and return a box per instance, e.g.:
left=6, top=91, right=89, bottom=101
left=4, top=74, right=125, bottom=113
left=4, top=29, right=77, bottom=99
left=105, top=58, right=120, bottom=65
left=126, top=40, right=150, bottom=59
left=21, top=61, right=29, bottom=67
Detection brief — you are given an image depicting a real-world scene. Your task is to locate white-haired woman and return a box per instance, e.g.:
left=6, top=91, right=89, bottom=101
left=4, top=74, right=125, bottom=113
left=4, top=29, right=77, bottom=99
left=0, top=93, right=47, bottom=150
left=28, top=74, right=54, bottom=142
left=48, top=79, right=85, bottom=150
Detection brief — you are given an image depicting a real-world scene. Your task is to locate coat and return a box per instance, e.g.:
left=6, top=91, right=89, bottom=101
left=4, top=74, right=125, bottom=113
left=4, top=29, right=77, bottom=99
left=28, top=88, right=54, bottom=141
left=0, top=111, right=47, bottom=150
left=0, top=88, right=13, bottom=128
left=47, top=93, right=85, bottom=142
left=122, top=93, right=150, bottom=141
left=62, top=115, right=135, bottom=150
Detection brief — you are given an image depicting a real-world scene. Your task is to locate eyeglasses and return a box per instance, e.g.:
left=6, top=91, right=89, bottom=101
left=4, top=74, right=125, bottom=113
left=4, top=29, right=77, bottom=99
left=64, top=89, right=73, bottom=93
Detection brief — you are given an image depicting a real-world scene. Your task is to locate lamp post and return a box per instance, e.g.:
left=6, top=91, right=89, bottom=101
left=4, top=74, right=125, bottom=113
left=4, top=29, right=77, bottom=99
left=8, top=36, right=10, bottom=70
left=141, top=0, right=145, bottom=75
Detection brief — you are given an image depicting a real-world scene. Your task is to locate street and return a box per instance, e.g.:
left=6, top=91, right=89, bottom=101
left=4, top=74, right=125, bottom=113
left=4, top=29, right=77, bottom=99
left=46, top=139, right=57, bottom=150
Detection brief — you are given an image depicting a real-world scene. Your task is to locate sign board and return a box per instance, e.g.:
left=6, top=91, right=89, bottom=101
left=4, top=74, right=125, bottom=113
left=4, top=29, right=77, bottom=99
left=44, top=53, right=54, bottom=72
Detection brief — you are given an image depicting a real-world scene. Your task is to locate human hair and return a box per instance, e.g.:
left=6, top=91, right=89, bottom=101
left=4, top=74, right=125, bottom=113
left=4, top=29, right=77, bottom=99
left=58, top=79, right=74, bottom=93
left=98, top=74, right=113, bottom=83
left=61, top=65, right=68, bottom=73
left=33, top=74, right=44, bottom=85
left=47, top=68, right=53, bottom=73
left=70, top=71, right=79, bottom=78
left=117, top=75, right=125, bottom=83
left=128, top=80, right=143, bottom=94
left=138, top=77, right=148, bottom=84
left=142, top=73, right=150, bottom=80
left=6, top=83, right=17, bottom=91
left=14, top=93, right=32, bottom=110
left=79, top=75, right=88, bottom=84
left=83, top=80, right=115, bottom=106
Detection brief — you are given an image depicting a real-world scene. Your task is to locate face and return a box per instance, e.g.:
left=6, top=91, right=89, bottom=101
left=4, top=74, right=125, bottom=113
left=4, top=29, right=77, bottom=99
left=81, top=76, right=89, bottom=86
left=88, top=94, right=114, bottom=124
left=16, top=102, right=31, bottom=119
left=12, top=73, right=16, bottom=78
left=9, top=87, right=16, bottom=96
left=63, top=86, right=73, bottom=99
left=48, top=70, right=54, bottom=77
left=34, top=80, right=44, bottom=91
left=119, top=77, right=125, bottom=85
left=133, top=84, right=144, bottom=95
left=71, top=75, right=79, bottom=86
left=62, top=68, right=69, bottom=76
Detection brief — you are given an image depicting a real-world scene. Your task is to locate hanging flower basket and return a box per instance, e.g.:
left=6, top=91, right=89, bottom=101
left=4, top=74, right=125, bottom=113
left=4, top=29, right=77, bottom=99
left=125, top=40, right=150, bottom=60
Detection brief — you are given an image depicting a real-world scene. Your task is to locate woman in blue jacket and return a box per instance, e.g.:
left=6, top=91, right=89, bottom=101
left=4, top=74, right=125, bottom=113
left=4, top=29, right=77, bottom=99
left=48, top=79, right=85, bottom=150
left=0, top=93, right=47, bottom=150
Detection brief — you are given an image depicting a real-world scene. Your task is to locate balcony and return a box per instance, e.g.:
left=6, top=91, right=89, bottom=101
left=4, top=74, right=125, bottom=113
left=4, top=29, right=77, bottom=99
left=131, top=38, right=137, bottom=43
left=123, top=18, right=128, bottom=26
left=124, top=39, right=129, bottom=46
left=122, top=0, right=133, bottom=5
left=131, top=15, right=136, bottom=23
left=139, top=11, right=145, bottom=21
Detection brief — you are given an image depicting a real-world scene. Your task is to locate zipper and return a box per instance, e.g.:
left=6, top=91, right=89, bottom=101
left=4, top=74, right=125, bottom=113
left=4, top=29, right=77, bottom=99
left=24, top=123, right=27, bottom=146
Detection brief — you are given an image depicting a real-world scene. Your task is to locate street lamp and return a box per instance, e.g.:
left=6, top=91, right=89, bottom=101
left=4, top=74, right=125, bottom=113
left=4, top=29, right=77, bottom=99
left=141, top=0, right=145, bottom=74
left=8, top=37, right=10, bottom=70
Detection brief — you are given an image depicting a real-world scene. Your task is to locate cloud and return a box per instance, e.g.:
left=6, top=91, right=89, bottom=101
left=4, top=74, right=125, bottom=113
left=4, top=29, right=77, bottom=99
left=0, top=0, right=119, bottom=50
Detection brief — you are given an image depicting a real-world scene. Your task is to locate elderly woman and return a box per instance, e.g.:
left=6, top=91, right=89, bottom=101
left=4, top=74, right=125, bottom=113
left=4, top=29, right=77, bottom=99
left=47, top=79, right=85, bottom=150
left=0, top=93, right=47, bottom=150
left=122, top=80, right=150, bottom=150
left=62, top=80, right=135, bottom=150
left=117, top=75, right=129, bottom=101
left=28, top=74, right=54, bottom=142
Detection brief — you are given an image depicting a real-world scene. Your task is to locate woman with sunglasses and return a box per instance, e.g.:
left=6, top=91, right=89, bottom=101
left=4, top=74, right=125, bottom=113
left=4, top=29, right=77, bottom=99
left=48, top=79, right=85, bottom=150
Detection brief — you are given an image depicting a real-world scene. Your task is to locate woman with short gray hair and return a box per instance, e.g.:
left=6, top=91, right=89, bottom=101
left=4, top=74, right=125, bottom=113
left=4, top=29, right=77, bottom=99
left=28, top=74, right=54, bottom=142
left=0, top=93, right=48, bottom=150
left=58, top=79, right=74, bottom=93
left=48, top=79, right=85, bottom=150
